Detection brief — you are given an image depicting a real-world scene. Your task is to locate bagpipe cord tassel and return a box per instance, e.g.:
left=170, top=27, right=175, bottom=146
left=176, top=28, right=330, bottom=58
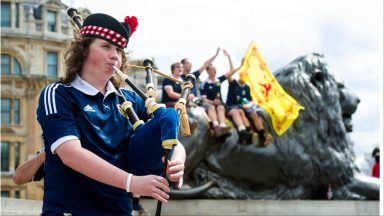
left=174, top=100, right=190, bottom=136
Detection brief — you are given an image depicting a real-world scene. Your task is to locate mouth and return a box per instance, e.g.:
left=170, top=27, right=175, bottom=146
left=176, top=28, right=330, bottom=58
left=106, top=63, right=118, bottom=72
left=342, top=113, right=353, bottom=132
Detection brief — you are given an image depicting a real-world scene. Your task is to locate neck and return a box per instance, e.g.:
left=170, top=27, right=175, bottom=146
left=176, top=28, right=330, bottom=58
left=208, top=75, right=216, bottom=82
left=81, top=71, right=110, bottom=95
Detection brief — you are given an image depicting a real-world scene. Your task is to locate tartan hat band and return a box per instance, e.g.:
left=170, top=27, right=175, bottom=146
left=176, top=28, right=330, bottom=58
left=80, top=25, right=128, bottom=48
left=81, top=13, right=130, bottom=48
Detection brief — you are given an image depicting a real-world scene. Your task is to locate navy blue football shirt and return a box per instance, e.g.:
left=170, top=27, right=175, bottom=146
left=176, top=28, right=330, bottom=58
left=200, top=75, right=227, bottom=101
left=161, top=77, right=183, bottom=104
left=226, top=79, right=252, bottom=107
left=37, top=75, right=148, bottom=215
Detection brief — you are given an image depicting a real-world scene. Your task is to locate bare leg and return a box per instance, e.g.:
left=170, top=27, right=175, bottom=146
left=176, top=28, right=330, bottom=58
left=228, top=108, right=245, bottom=130
left=206, top=105, right=218, bottom=126
left=249, top=111, right=264, bottom=130
left=216, top=105, right=227, bottom=126
left=199, top=107, right=211, bottom=122
left=239, top=109, right=251, bottom=128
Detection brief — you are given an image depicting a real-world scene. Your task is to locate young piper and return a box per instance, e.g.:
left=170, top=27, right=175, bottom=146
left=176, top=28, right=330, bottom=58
left=37, top=13, right=185, bottom=215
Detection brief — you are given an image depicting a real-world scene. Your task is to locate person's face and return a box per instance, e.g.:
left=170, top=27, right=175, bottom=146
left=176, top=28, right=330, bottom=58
left=173, top=64, right=183, bottom=76
left=207, top=64, right=216, bottom=77
left=183, top=60, right=192, bottom=74
left=83, top=38, right=123, bottom=75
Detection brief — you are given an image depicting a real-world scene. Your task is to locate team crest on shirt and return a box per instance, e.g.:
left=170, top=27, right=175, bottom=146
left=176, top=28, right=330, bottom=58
left=117, top=104, right=129, bottom=119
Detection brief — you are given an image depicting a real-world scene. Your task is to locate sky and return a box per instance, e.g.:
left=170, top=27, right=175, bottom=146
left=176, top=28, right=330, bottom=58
left=66, top=0, right=383, bottom=159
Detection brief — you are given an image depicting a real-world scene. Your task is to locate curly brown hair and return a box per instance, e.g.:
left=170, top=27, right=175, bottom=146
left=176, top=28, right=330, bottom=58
left=61, top=35, right=128, bottom=84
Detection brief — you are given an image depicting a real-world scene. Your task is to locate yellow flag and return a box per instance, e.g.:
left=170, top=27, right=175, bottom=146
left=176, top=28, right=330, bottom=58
left=239, top=41, right=304, bottom=136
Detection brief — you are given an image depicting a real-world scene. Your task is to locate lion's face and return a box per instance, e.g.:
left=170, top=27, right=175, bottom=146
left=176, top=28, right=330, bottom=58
left=337, top=81, right=360, bottom=132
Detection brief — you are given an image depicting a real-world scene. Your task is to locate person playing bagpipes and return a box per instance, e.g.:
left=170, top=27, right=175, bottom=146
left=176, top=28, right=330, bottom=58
left=37, top=12, right=185, bottom=216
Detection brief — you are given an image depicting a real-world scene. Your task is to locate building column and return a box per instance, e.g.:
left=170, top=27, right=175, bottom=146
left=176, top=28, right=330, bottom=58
left=10, top=2, right=15, bottom=28
left=9, top=142, right=15, bottom=173
left=56, top=9, right=61, bottom=34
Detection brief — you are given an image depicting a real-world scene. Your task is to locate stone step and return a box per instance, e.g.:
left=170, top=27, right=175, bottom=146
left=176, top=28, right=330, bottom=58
left=1, top=198, right=379, bottom=216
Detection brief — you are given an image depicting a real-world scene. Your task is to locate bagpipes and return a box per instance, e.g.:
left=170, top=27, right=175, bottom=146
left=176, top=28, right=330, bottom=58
left=67, top=8, right=195, bottom=216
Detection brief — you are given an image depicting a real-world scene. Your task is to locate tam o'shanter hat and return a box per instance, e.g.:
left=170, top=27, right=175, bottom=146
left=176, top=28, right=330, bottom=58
left=80, top=13, right=138, bottom=49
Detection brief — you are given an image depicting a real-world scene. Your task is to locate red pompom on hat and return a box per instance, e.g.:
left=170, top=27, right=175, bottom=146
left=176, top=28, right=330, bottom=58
left=124, top=16, right=138, bottom=36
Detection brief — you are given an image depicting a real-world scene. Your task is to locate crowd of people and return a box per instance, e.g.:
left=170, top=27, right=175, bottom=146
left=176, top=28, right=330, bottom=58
left=161, top=48, right=272, bottom=145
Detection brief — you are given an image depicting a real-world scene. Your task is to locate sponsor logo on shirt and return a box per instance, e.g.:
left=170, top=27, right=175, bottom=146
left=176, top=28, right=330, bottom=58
left=83, top=104, right=96, bottom=112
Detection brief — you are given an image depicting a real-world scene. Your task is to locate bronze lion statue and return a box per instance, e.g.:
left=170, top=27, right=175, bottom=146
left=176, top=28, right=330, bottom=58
left=174, top=53, right=379, bottom=200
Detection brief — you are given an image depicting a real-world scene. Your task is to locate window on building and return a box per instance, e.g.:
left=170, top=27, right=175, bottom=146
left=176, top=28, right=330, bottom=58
left=1, top=2, right=11, bottom=27
left=14, top=99, right=20, bottom=124
left=47, top=10, right=56, bottom=32
left=1, top=191, right=10, bottom=198
left=1, top=98, right=11, bottom=125
left=1, top=54, right=22, bottom=75
left=1, top=98, right=21, bottom=125
left=1, top=142, right=10, bottom=172
left=1, top=54, right=10, bottom=75
left=15, top=191, right=20, bottom=198
left=47, top=52, right=58, bottom=77
left=15, top=3, right=20, bottom=28
left=15, top=142, right=20, bottom=169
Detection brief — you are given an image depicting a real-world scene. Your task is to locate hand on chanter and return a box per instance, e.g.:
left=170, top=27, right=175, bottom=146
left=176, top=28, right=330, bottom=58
left=163, top=157, right=185, bottom=189
left=130, top=175, right=170, bottom=203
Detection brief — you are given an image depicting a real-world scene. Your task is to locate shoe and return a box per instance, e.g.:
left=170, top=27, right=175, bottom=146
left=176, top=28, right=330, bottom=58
left=219, top=125, right=231, bottom=136
left=263, top=132, right=273, bottom=146
left=238, top=130, right=251, bottom=145
left=213, top=125, right=223, bottom=137
left=251, top=132, right=259, bottom=144
left=259, top=132, right=266, bottom=146
left=258, top=131, right=273, bottom=146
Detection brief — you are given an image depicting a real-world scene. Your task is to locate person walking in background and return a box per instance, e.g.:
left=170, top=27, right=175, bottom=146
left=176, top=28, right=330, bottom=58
left=371, top=147, right=380, bottom=178
left=13, top=148, right=45, bottom=185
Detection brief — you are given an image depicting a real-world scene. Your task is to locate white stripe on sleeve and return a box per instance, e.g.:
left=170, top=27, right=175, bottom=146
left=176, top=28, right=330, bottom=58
left=50, top=135, right=79, bottom=154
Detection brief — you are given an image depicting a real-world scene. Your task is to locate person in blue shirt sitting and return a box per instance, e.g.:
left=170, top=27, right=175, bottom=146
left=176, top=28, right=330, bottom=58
left=36, top=12, right=185, bottom=216
left=226, top=69, right=272, bottom=145
left=200, top=49, right=238, bottom=138
left=161, top=62, right=193, bottom=108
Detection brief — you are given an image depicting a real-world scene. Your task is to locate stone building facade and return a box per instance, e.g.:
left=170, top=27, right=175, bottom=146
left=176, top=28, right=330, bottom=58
left=1, top=0, right=91, bottom=200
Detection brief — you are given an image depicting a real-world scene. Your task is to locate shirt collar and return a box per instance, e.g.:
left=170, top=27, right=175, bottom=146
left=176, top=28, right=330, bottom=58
left=205, top=77, right=219, bottom=84
left=71, top=74, right=120, bottom=97
left=172, top=74, right=184, bottom=82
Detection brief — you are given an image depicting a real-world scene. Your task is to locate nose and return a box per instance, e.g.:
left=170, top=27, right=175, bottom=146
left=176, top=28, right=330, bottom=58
left=110, top=49, right=118, bottom=60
